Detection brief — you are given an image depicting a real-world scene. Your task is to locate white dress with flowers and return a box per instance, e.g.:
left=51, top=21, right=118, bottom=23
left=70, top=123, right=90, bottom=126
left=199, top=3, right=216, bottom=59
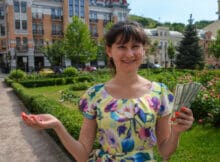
left=79, top=82, right=174, bottom=162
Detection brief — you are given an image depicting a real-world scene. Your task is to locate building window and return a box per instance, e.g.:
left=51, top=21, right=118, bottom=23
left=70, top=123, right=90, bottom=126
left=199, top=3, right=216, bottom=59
left=164, top=32, right=167, bottom=37
left=51, top=8, right=63, bottom=19
left=14, top=1, right=20, bottom=12
left=16, top=37, right=21, bottom=46
left=52, top=23, right=62, bottom=35
left=80, top=6, right=84, bottom=17
left=69, top=0, right=73, bottom=16
left=21, top=1, right=27, bottom=13
left=80, top=0, right=85, bottom=17
left=89, top=11, right=97, bottom=19
left=15, top=20, right=20, bottom=29
left=0, top=25, right=5, bottom=36
left=22, top=20, right=27, bottom=30
left=0, top=7, right=4, bottom=19
left=74, top=0, right=79, bottom=16
left=1, top=40, right=6, bottom=48
left=23, top=37, right=28, bottom=46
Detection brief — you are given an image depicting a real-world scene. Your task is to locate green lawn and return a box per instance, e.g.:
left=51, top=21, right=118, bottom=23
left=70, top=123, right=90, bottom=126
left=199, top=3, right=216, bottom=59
left=167, top=125, right=220, bottom=162
left=25, top=85, right=220, bottom=162
left=25, top=85, right=84, bottom=109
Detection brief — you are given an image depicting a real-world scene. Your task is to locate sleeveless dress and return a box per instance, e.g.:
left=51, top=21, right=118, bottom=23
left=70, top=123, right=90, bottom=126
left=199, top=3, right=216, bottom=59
left=79, top=82, right=174, bottom=162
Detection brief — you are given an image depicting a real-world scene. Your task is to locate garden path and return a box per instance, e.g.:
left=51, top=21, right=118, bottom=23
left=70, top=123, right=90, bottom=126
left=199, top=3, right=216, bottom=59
left=0, top=75, right=73, bottom=162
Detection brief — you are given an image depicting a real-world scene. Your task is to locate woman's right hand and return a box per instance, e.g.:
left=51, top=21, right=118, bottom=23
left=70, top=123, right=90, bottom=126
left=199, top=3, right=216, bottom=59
left=21, top=112, right=61, bottom=130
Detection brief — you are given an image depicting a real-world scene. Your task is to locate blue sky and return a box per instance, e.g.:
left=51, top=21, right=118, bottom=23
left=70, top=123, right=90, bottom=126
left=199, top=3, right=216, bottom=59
left=127, top=0, right=218, bottom=24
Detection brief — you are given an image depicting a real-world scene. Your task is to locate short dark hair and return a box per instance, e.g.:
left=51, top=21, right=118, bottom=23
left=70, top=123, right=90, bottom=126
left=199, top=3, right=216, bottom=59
left=104, top=21, right=148, bottom=73
left=105, top=21, right=148, bottom=47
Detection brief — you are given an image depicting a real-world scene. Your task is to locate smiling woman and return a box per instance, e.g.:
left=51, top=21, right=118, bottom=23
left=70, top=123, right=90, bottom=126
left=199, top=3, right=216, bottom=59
left=22, top=21, right=194, bottom=162
left=105, top=21, right=148, bottom=74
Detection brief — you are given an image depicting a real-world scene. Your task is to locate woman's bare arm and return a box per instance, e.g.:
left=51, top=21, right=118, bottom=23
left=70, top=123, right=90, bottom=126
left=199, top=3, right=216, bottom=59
left=22, top=113, right=97, bottom=162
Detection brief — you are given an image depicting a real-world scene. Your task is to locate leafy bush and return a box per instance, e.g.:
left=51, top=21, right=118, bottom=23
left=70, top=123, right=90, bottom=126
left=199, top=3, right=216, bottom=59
left=191, top=76, right=220, bottom=127
left=63, top=67, right=78, bottom=77
left=11, top=82, right=83, bottom=140
left=9, top=69, right=26, bottom=81
left=69, top=82, right=91, bottom=91
left=4, top=77, right=14, bottom=86
left=76, top=75, right=94, bottom=82
left=60, top=89, right=80, bottom=105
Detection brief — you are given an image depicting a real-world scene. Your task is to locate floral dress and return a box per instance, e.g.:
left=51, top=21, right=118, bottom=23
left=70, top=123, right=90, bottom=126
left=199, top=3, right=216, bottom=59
left=79, top=82, right=174, bottom=162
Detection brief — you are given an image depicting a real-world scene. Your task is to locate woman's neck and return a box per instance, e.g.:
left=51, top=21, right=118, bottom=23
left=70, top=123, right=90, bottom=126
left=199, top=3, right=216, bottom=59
left=111, top=71, right=141, bottom=86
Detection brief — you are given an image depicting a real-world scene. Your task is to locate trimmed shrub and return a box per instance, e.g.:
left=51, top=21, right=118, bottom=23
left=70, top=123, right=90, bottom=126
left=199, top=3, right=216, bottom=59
left=63, top=67, right=78, bottom=77
left=9, top=69, right=26, bottom=81
left=69, top=82, right=91, bottom=91
left=4, top=77, right=14, bottom=86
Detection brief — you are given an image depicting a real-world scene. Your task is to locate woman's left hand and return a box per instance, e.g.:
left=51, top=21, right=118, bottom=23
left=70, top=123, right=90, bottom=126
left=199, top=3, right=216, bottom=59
left=171, top=107, right=194, bottom=134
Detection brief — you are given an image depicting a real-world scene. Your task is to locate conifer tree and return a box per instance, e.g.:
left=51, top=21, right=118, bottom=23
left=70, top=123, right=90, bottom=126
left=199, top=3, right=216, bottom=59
left=175, top=14, right=204, bottom=69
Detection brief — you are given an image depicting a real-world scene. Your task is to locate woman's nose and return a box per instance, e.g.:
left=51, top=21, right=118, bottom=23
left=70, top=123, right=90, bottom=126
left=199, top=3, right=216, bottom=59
left=125, top=48, right=134, bottom=57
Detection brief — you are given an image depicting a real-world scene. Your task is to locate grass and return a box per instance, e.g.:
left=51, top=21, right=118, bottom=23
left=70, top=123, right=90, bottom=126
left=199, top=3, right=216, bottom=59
left=25, top=85, right=84, bottom=109
left=154, top=125, right=220, bottom=162
left=25, top=85, right=220, bottom=162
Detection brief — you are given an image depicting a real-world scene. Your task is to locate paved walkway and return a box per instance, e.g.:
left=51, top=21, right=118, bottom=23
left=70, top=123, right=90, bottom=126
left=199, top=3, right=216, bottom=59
left=0, top=74, right=74, bottom=162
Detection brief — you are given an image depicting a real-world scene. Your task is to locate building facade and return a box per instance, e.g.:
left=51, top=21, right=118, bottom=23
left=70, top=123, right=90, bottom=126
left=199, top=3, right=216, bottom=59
left=0, top=0, right=129, bottom=73
left=199, top=0, right=220, bottom=68
left=144, top=27, right=183, bottom=68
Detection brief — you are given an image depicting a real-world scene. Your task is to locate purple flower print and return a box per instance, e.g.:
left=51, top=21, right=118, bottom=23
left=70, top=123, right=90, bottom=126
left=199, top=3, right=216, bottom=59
left=146, top=96, right=154, bottom=108
left=98, top=128, right=105, bottom=145
left=168, top=93, right=174, bottom=102
left=148, top=129, right=157, bottom=147
left=101, top=89, right=108, bottom=99
left=134, top=104, right=140, bottom=114
left=105, top=100, right=117, bottom=112
left=151, top=97, right=160, bottom=111
left=117, top=125, right=127, bottom=136
left=79, top=98, right=88, bottom=112
left=105, top=129, right=119, bottom=149
left=138, top=127, right=150, bottom=140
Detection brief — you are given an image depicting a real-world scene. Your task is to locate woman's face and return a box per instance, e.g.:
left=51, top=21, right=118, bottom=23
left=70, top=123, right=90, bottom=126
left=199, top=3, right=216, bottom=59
left=106, top=37, right=145, bottom=74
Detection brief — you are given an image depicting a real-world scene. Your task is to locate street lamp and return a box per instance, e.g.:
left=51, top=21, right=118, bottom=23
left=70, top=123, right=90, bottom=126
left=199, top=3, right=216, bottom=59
left=22, top=56, right=27, bottom=72
left=164, top=42, right=167, bottom=69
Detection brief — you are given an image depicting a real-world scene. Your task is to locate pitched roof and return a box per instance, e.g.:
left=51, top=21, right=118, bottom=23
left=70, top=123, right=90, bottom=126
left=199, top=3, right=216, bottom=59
left=203, top=20, right=220, bottom=37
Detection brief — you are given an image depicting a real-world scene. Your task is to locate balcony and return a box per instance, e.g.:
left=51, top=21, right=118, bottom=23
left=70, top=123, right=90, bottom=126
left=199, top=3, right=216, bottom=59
left=103, top=20, right=111, bottom=26
left=89, top=19, right=98, bottom=23
left=32, top=30, right=44, bottom=35
left=16, top=45, right=28, bottom=52
left=51, top=15, right=63, bottom=21
left=32, top=14, right=43, bottom=20
left=34, top=45, right=43, bottom=53
left=90, top=32, right=99, bottom=38
left=51, top=31, right=63, bottom=36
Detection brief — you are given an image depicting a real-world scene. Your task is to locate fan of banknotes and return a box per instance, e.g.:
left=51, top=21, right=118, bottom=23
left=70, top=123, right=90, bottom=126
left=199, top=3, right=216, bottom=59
left=170, top=82, right=203, bottom=124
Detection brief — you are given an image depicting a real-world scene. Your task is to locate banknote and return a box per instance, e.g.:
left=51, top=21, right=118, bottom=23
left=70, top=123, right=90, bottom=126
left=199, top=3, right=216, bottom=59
left=170, top=82, right=202, bottom=124
left=172, top=82, right=202, bottom=111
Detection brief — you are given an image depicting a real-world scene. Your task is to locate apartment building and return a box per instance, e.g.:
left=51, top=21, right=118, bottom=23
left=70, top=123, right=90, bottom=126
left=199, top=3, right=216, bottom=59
left=144, top=27, right=183, bottom=68
left=0, top=0, right=129, bottom=73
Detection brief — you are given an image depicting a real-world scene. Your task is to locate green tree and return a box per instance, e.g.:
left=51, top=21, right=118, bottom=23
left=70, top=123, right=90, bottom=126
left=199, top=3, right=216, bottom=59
left=64, top=16, right=97, bottom=67
left=194, top=20, right=214, bottom=29
left=97, top=21, right=114, bottom=65
left=208, top=29, right=220, bottom=60
left=128, top=15, right=158, bottom=28
left=42, top=40, right=65, bottom=67
left=175, top=14, right=204, bottom=69
left=167, top=41, right=175, bottom=67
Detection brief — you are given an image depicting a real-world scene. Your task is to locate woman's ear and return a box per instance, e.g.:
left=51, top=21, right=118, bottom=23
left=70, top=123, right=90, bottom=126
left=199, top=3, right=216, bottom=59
left=106, top=46, right=112, bottom=58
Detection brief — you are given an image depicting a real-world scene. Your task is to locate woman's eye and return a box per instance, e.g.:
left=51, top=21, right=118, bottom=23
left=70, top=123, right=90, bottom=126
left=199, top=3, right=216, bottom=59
left=118, top=46, right=125, bottom=49
left=132, top=45, right=140, bottom=49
